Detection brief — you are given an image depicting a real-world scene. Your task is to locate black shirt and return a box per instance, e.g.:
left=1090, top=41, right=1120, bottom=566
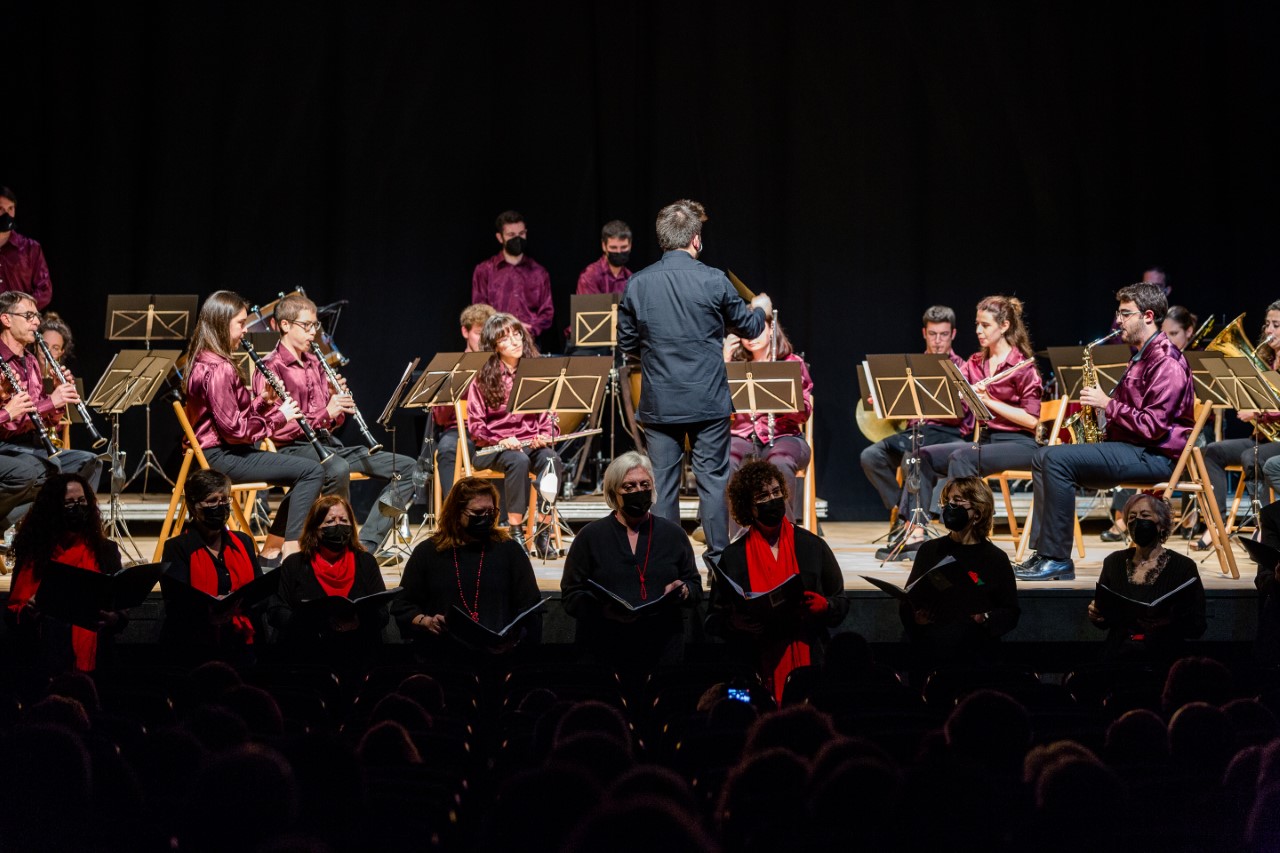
left=160, top=528, right=262, bottom=647
left=1093, top=546, right=1205, bottom=658
left=267, top=549, right=388, bottom=644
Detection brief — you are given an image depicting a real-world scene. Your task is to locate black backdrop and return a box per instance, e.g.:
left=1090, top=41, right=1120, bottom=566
left=5, top=2, right=1279, bottom=519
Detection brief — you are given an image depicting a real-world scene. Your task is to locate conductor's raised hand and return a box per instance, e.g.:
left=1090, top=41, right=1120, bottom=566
left=750, top=292, right=773, bottom=319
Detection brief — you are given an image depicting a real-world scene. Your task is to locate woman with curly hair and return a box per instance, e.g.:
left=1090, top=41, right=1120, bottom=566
left=707, top=459, right=848, bottom=702
left=394, top=476, right=541, bottom=656
left=5, top=473, right=126, bottom=674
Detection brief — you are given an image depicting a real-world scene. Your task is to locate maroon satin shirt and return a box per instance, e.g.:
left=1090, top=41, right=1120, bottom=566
left=253, top=342, right=344, bottom=444
left=0, top=233, right=52, bottom=310
left=465, top=360, right=558, bottom=446
left=185, top=352, right=286, bottom=449
left=576, top=256, right=632, bottom=295
left=1105, top=331, right=1195, bottom=458
left=963, top=349, right=1042, bottom=433
left=0, top=340, right=49, bottom=441
left=471, top=253, right=553, bottom=336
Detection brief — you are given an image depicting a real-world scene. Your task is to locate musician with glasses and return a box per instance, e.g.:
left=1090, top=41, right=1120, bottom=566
left=254, top=293, right=416, bottom=555
left=891, top=295, right=1041, bottom=556
left=466, top=312, right=564, bottom=556
left=1197, top=301, right=1280, bottom=551
left=860, top=305, right=970, bottom=528
left=0, top=292, right=100, bottom=503
left=427, top=303, right=493, bottom=502
left=1017, top=283, right=1195, bottom=581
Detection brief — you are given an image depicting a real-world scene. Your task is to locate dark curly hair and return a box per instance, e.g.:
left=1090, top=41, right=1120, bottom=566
left=13, top=473, right=108, bottom=570
left=431, top=477, right=511, bottom=550
left=474, top=313, right=540, bottom=410
left=727, top=459, right=789, bottom=528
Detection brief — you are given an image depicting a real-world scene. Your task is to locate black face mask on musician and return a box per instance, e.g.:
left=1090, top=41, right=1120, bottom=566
left=620, top=490, right=652, bottom=519
left=607, top=250, right=630, bottom=267
left=64, top=503, right=91, bottom=528
left=465, top=512, right=495, bottom=538
left=319, top=524, right=352, bottom=548
left=0, top=213, right=13, bottom=233
left=754, top=497, right=786, bottom=528
left=196, top=503, right=231, bottom=529
left=942, top=503, right=972, bottom=533
left=504, top=236, right=525, bottom=256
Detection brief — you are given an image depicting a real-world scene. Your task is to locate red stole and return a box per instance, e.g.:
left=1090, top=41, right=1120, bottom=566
left=312, top=546, right=356, bottom=597
left=8, top=539, right=102, bottom=672
left=189, top=532, right=257, bottom=644
left=744, top=520, right=810, bottom=701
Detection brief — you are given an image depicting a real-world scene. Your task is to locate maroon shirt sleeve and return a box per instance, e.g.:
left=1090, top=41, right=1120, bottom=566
left=189, top=355, right=285, bottom=448
left=1105, top=335, right=1195, bottom=457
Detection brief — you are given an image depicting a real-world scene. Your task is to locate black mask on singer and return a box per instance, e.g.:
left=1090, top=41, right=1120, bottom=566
left=754, top=497, right=786, bottom=528
left=941, top=503, right=972, bottom=533
left=1129, top=518, right=1161, bottom=548
left=607, top=250, right=630, bottom=267
left=620, top=490, right=652, bottom=519
left=465, top=513, right=495, bottom=538
left=319, top=524, right=352, bottom=548
left=197, top=503, right=231, bottom=529
left=0, top=213, right=13, bottom=233
left=64, top=503, right=91, bottom=528
left=504, top=236, right=525, bottom=256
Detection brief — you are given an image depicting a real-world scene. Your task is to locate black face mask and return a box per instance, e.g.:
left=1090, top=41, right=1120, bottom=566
left=196, top=503, right=231, bottom=529
left=465, top=513, right=495, bottom=538
left=1129, top=518, right=1161, bottom=548
left=620, top=490, right=652, bottom=519
left=64, top=503, right=91, bottom=528
left=319, top=524, right=352, bottom=548
left=942, top=503, right=972, bottom=533
left=607, top=250, right=630, bottom=267
left=754, top=497, right=786, bottom=528
left=504, top=236, right=525, bottom=256
left=0, top=213, right=12, bottom=233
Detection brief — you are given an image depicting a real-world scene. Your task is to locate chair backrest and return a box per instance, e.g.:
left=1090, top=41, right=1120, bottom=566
left=1161, top=400, right=1213, bottom=494
left=455, top=398, right=476, bottom=478
left=172, top=400, right=213, bottom=469
left=1040, top=395, right=1070, bottom=447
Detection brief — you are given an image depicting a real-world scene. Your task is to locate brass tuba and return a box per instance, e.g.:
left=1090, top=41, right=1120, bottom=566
left=1207, top=312, right=1280, bottom=441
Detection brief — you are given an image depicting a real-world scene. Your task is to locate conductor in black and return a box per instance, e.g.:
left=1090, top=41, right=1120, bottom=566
left=618, top=199, right=771, bottom=570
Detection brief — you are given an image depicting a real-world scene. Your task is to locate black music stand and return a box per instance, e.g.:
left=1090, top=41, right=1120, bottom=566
left=1202, top=356, right=1280, bottom=534
left=361, top=358, right=424, bottom=553
left=865, top=354, right=968, bottom=563
left=725, top=361, right=803, bottom=433
left=105, top=294, right=196, bottom=491
left=1184, top=350, right=1233, bottom=442
left=508, top=357, right=610, bottom=558
left=1046, top=345, right=1131, bottom=401
left=571, top=294, right=628, bottom=488
left=88, top=350, right=183, bottom=564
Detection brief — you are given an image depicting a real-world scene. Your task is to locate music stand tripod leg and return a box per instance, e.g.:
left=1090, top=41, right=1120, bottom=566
left=880, top=421, right=940, bottom=566
left=103, top=413, right=145, bottom=565
left=125, top=401, right=176, bottom=492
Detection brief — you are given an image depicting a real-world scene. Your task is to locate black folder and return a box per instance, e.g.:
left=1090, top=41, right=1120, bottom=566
left=159, top=569, right=281, bottom=620
left=296, top=587, right=405, bottom=621
left=446, top=600, right=544, bottom=650
left=35, top=560, right=167, bottom=630
left=711, top=563, right=806, bottom=619
left=1239, top=537, right=1280, bottom=573
left=862, top=556, right=994, bottom=620
left=587, top=578, right=680, bottom=618
left=1094, top=577, right=1198, bottom=622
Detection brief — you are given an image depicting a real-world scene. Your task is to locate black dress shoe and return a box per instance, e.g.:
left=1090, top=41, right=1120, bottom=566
left=1099, top=529, right=1126, bottom=543
left=534, top=529, right=555, bottom=559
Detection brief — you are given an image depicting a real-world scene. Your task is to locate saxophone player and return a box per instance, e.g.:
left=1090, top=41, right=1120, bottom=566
left=254, top=293, right=418, bottom=555
left=1017, top=283, right=1195, bottom=581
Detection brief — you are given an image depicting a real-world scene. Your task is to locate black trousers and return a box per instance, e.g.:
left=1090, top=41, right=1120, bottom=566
left=898, top=432, right=1038, bottom=518
left=204, top=445, right=325, bottom=541
left=859, top=424, right=963, bottom=511
left=646, top=418, right=731, bottom=566
left=474, top=446, right=563, bottom=518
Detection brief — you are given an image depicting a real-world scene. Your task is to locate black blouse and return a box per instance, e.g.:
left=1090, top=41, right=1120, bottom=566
left=1092, top=547, right=1206, bottom=656
left=160, top=528, right=263, bottom=647
left=267, top=549, right=388, bottom=644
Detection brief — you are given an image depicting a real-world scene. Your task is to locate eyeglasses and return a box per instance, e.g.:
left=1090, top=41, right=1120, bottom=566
left=1115, top=309, right=1141, bottom=320
left=754, top=487, right=786, bottom=504
left=289, top=321, right=322, bottom=332
left=619, top=480, right=653, bottom=493
left=64, top=498, right=88, bottom=508
left=196, top=498, right=231, bottom=508
left=463, top=509, right=496, bottom=519
left=4, top=311, right=40, bottom=323
left=940, top=500, right=972, bottom=510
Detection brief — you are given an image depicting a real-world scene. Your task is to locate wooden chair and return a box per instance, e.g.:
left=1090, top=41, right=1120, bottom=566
left=796, top=397, right=818, bottom=534
left=153, top=401, right=270, bottom=561
left=1114, top=401, right=1237, bottom=578
left=1224, top=458, right=1274, bottom=535
left=981, top=396, right=1084, bottom=559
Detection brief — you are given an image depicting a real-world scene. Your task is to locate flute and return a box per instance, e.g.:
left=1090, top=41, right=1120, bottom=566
left=240, top=339, right=333, bottom=463
left=766, top=308, right=778, bottom=446
left=34, top=330, right=108, bottom=449
left=0, top=358, right=58, bottom=456
left=309, top=341, right=382, bottom=453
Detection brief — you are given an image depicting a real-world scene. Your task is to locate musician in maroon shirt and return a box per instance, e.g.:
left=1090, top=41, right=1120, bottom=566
left=254, top=293, right=416, bottom=554
left=430, top=303, right=493, bottom=500
left=183, top=290, right=324, bottom=563
left=1018, top=283, right=1195, bottom=581
left=0, top=188, right=52, bottom=310
left=471, top=210, right=553, bottom=338
left=576, top=220, right=633, bottom=295
left=0, top=291, right=98, bottom=522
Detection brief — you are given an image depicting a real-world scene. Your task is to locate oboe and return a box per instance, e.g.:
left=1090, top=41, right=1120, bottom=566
left=0, top=357, right=58, bottom=456
left=309, top=341, right=382, bottom=453
left=34, top=330, right=108, bottom=449
left=239, top=339, right=333, bottom=463
left=766, top=308, right=778, bottom=447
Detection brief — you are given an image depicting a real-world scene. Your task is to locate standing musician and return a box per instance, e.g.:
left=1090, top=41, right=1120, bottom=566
left=0, top=291, right=99, bottom=495
left=1198, top=300, right=1280, bottom=551
left=183, top=290, right=325, bottom=563
left=254, top=293, right=416, bottom=555
left=725, top=318, right=813, bottom=537
left=465, top=312, right=564, bottom=557
left=1018, top=283, right=1195, bottom=581
left=893, top=295, right=1041, bottom=553
left=859, top=305, right=970, bottom=526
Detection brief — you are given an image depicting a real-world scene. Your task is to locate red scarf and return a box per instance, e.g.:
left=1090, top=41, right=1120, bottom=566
left=312, top=546, right=356, bottom=597
left=744, top=519, right=810, bottom=702
left=8, top=538, right=102, bottom=671
left=189, top=532, right=258, bottom=644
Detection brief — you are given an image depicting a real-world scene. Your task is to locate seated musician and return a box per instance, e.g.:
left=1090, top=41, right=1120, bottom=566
left=1199, top=301, right=1280, bottom=551
left=725, top=318, right=813, bottom=538
left=859, top=305, right=970, bottom=535
left=0, top=292, right=98, bottom=518
left=254, top=293, right=416, bottom=555
left=893, top=295, right=1041, bottom=555
left=183, top=290, right=324, bottom=564
left=159, top=468, right=263, bottom=662
left=429, top=303, right=493, bottom=501
left=1018, top=283, right=1195, bottom=581
left=35, top=312, right=73, bottom=383
left=465, top=312, right=564, bottom=558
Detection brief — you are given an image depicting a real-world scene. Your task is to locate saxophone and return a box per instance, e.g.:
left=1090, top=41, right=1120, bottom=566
left=1072, top=329, right=1123, bottom=443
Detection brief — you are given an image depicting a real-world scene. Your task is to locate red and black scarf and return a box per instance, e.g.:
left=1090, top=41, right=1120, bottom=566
left=189, top=533, right=257, bottom=644
left=745, top=519, right=810, bottom=701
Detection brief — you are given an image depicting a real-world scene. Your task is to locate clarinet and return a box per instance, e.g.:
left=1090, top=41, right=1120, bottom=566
left=34, top=330, right=108, bottom=449
left=0, top=357, right=58, bottom=456
left=309, top=341, right=382, bottom=453
left=766, top=308, right=778, bottom=447
left=239, top=339, right=333, bottom=463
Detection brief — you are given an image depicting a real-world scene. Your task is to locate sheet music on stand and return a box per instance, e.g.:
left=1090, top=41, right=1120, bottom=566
left=862, top=354, right=967, bottom=422
left=400, top=352, right=492, bottom=411
left=1046, top=345, right=1131, bottom=400
left=87, top=351, right=184, bottom=415
left=104, top=294, right=198, bottom=344
left=1183, top=351, right=1233, bottom=407
left=377, top=359, right=422, bottom=427
left=1201, top=356, right=1280, bottom=414
left=725, top=361, right=803, bottom=414
left=938, top=360, right=994, bottom=424
left=571, top=294, right=621, bottom=348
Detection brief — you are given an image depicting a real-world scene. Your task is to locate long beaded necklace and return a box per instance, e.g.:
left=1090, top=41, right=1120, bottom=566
left=634, top=515, right=654, bottom=600
left=453, top=544, right=484, bottom=622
